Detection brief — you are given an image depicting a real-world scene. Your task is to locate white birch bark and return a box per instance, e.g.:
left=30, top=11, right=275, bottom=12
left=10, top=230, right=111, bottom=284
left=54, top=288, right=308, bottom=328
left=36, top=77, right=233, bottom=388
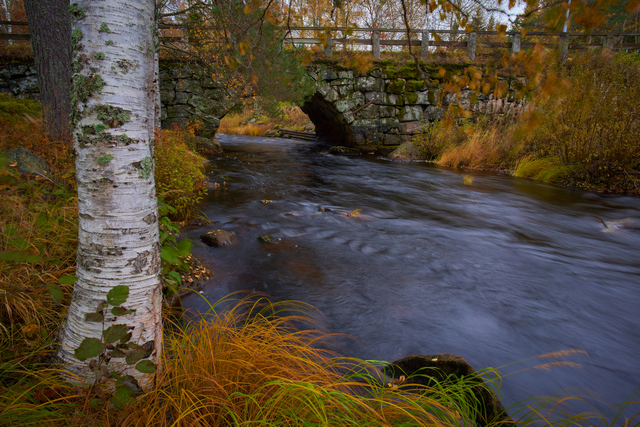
left=58, top=0, right=162, bottom=388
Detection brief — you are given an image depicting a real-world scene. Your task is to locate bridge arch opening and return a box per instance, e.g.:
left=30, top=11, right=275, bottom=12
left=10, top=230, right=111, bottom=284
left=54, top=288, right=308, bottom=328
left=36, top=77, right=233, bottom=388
left=301, top=93, right=355, bottom=146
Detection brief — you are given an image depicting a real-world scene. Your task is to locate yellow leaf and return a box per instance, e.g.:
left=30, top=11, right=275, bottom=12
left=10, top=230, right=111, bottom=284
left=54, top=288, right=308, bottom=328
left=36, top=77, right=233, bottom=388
left=244, top=4, right=250, bottom=14
left=463, top=175, right=474, bottom=185
left=239, top=42, right=250, bottom=55
left=22, top=324, right=40, bottom=340
left=438, top=68, right=446, bottom=77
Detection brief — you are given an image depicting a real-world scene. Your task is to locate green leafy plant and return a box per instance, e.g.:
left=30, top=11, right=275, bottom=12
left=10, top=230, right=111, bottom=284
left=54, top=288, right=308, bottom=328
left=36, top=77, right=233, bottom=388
left=74, top=285, right=156, bottom=409
left=157, top=201, right=192, bottom=296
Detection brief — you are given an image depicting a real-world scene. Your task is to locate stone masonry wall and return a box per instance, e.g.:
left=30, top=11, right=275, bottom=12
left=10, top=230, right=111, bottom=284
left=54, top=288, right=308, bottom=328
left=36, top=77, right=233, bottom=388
left=303, top=63, right=525, bottom=149
left=0, top=62, right=40, bottom=99
left=159, top=61, right=236, bottom=137
left=1, top=60, right=235, bottom=138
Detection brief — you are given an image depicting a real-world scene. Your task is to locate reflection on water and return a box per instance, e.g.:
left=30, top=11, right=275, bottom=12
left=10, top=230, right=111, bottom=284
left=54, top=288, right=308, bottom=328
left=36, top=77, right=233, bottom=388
left=181, top=134, right=640, bottom=415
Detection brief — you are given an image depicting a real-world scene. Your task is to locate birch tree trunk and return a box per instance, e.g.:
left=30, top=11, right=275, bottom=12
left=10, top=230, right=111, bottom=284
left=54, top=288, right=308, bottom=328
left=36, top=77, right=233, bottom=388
left=58, top=0, right=162, bottom=389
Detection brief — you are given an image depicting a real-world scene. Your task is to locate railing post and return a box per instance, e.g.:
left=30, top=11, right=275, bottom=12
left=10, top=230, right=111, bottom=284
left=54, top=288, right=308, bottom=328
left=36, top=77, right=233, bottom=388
left=602, top=34, right=613, bottom=50
left=511, top=32, right=521, bottom=54
left=421, top=31, right=429, bottom=60
left=559, top=33, right=569, bottom=63
left=467, top=32, right=476, bottom=61
left=324, top=35, right=332, bottom=56
left=372, top=30, right=380, bottom=58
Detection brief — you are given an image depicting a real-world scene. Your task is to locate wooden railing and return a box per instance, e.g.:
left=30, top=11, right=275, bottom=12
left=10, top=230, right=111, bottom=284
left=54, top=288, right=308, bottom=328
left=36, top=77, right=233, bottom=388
left=3, top=20, right=639, bottom=62
left=283, top=26, right=640, bottom=61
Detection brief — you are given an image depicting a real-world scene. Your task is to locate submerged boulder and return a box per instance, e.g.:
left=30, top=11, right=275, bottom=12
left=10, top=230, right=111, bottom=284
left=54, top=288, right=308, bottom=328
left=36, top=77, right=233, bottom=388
left=329, top=146, right=361, bottom=156
left=385, top=354, right=512, bottom=427
left=257, top=234, right=281, bottom=244
left=200, top=230, right=238, bottom=247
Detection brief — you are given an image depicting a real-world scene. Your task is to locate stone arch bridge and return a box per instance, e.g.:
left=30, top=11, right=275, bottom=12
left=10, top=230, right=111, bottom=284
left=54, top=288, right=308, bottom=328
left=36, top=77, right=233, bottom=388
left=2, top=58, right=522, bottom=153
left=158, top=59, right=523, bottom=154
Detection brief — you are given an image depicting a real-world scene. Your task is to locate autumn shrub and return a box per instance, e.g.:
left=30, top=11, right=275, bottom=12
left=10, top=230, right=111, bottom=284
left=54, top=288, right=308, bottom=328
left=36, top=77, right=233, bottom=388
left=154, top=124, right=207, bottom=220
left=523, top=51, right=640, bottom=192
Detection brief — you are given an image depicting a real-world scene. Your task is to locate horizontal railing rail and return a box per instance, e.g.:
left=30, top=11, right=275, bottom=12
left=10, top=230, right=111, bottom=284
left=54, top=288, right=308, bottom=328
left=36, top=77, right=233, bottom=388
left=2, top=20, right=639, bottom=62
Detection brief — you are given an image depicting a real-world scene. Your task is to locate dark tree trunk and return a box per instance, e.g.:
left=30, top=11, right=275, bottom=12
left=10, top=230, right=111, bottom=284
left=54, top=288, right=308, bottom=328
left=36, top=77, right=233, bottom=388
left=23, top=0, right=71, bottom=142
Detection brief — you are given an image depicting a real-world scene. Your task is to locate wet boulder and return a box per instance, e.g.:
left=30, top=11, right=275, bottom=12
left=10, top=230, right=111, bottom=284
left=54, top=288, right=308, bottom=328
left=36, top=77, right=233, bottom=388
left=385, top=354, right=512, bottom=427
left=388, top=141, right=425, bottom=161
left=200, top=230, right=238, bottom=247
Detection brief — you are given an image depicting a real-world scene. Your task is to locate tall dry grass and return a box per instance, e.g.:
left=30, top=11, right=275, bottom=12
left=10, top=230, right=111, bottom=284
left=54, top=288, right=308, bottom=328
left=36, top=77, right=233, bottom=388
left=218, top=104, right=310, bottom=136
left=3, top=294, right=637, bottom=426
left=0, top=97, right=77, bottom=367
left=53, top=293, right=508, bottom=426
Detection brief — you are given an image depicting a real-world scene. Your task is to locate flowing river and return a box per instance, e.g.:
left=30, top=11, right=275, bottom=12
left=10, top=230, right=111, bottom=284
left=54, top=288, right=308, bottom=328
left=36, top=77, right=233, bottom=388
left=181, top=134, right=640, bottom=416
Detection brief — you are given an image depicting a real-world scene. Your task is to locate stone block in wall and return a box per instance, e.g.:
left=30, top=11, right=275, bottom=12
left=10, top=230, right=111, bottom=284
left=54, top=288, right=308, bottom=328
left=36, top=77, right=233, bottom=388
left=364, top=91, right=382, bottom=103
left=8, top=64, right=28, bottom=77
left=398, top=105, right=422, bottom=122
left=167, top=104, right=191, bottom=119
left=424, top=105, right=444, bottom=122
left=383, top=133, right=405, bottom=146
left=161, top=107, right=167, bottom=122
left=334, top=92, right=364, bottom=114
left=203, top=89, right=223, bottom=101
left=337, top=84, right=354, bottom=97
left=354, top=104, right=378, bottom=120
left=355, top=76, right=379, bottom=92
left=175, top=78, right=201, bottom=93
left=201, top=75, right=220, bottom=89
left=378, top=117, right=400, bottom=130
left=400, top=121, right=425, bottom=134
left=175, top=91, right=189, bottom=104
left=160, top=89, right=175, bottom=104
left=330, top=78, right=349, bottom=86
left=12, top=75, right=39, bottom=94
left=352, top=118, right=379, bottom=127
left=317, top=84, right=339, bottom=103
left=0, top=68, right=11, bottom=79
left=322, top=69, right=338, bottom=81
left=188, top=94, right=226, bottom=117
left=337, top=71, right=353, bottom=79
left=378, top=105, right=396, bottom=118
left=159, top=70, right=175, bottom=90
left=171, top=66, right=193, bottom=79
left=416, top=89, right=436, bottom=105
left=386, top=79, right=406, bottom=95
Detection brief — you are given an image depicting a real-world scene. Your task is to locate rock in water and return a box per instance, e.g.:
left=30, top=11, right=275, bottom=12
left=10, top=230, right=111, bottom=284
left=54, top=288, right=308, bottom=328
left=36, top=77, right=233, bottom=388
left=385, top=354, right=512, bottom=426
left=201, top=230, right=238, bottom=247
left=388, top=141, right=425, bottom=161
left=257, top=234, right=281, bottom=244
